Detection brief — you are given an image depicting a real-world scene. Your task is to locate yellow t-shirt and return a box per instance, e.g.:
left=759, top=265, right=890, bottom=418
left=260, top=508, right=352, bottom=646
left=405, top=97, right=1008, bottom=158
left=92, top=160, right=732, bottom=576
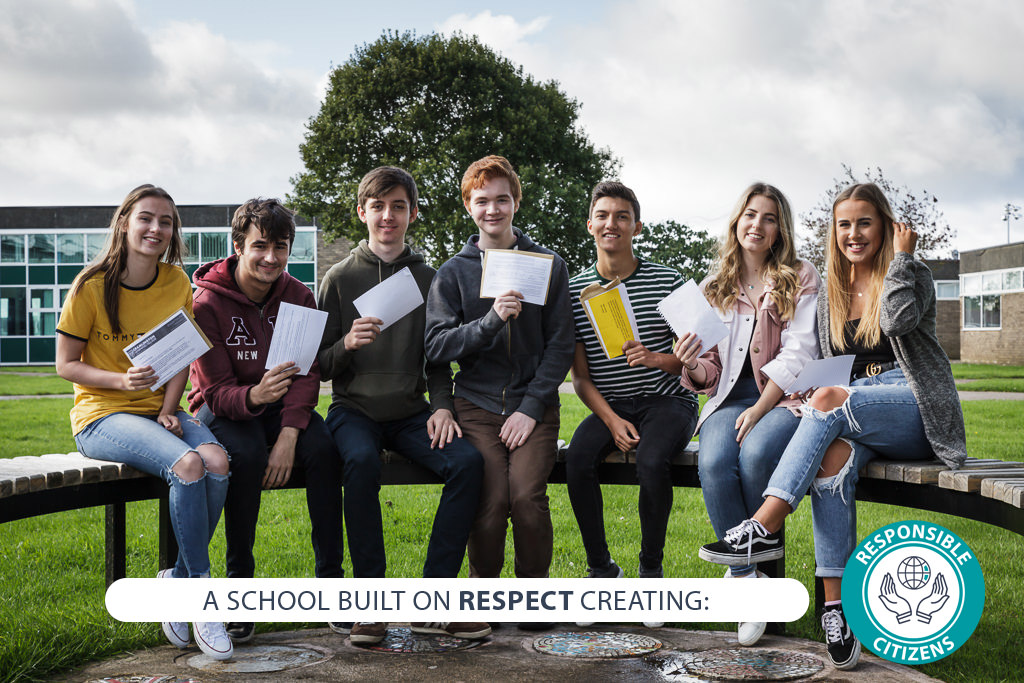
left=57, top=263, right=194, bottom=434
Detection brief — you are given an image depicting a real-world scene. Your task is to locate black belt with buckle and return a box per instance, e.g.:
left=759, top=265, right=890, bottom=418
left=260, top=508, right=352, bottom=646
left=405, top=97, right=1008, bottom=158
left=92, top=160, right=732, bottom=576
left=853, top=361, right=898, bottom=380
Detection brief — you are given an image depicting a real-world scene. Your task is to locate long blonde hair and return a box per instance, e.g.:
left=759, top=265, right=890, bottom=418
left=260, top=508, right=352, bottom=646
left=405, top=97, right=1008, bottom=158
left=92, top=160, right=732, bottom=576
left=826, top=183, right=896, bottom=351
left=705, top=183, right=802, bottom=320
left=69, top=184, right=185, bottom=333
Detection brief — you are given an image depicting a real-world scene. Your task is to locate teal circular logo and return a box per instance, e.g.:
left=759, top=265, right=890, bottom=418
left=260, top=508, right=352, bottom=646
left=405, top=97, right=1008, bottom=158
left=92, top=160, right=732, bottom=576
left=842, top=521, right=984, bottom=665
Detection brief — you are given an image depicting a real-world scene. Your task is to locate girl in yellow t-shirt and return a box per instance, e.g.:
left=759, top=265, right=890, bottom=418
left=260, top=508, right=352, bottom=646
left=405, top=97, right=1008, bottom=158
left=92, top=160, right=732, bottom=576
left=56, top=184, right=232, bottom=661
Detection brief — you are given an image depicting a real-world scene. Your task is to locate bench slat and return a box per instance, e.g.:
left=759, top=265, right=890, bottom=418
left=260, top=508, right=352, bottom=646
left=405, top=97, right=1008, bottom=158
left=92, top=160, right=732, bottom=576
left=894, top=458, right=1008, bottom=485
left=980, top=478, right=1024, bottom=506
left=938, top=466, right=1024, bottom=493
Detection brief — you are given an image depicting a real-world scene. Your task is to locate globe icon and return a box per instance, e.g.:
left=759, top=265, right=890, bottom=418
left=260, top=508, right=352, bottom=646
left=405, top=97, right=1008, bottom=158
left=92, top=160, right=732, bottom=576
left=897, top=556, right=931, bottom=589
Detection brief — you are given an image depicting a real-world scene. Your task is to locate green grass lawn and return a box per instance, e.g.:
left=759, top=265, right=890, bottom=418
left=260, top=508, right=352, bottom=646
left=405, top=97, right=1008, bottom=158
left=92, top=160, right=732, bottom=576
left=1, top=373, right=1023, bottom=681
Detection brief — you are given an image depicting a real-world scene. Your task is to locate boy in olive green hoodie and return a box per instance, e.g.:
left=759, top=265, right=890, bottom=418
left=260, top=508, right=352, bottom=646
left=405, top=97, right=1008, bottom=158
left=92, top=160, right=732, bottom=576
left=317, top=166, right=487, bottom=644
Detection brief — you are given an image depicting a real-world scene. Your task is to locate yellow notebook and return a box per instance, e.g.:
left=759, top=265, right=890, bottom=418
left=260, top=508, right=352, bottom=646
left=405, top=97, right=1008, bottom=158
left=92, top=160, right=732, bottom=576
left=580, top=278, right=640, bottom=359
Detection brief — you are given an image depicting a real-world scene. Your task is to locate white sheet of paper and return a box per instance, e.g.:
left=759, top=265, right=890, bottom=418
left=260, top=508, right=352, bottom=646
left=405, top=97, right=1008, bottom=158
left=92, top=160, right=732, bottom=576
left=480, top=249, right=554, bottom=306
left=264, top=301, right=328, bottom=376
left=656, top=279, right=730, bottom=353
left=787, top=355, right=856, bottom=393
left=123, top=308, right=211, bottom=391
left=352, top=267, right=424, bottom=331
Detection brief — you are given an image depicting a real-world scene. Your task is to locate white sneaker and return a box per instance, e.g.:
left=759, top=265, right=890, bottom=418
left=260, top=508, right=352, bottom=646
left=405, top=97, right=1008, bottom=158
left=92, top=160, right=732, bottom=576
left=194, top=621, right=234, bottom=660
left=727, top=569, right=767, bottom=646
left=156, top=569, right=189, bottom=649
left=643, top=621, right=664, bottom=628
left=576, top=622, right=595, bottom=627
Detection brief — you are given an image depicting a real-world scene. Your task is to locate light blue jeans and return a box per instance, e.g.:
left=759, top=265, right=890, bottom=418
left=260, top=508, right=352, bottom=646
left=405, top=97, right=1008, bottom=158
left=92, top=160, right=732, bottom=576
left=699, top=378, right=801, bottom=574
left=762, top=368, right=933, bottom=577
left=75, top=410, right=229, bottom=578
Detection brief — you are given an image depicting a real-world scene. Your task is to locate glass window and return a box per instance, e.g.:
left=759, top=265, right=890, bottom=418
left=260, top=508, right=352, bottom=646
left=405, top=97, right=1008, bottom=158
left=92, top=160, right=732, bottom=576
left=201, top=232, right=229, bottom=261
left=291, top=231, right=315, bottom=261
left=85, top=234, right=104, bottom=261
left=28, top=234, right=55, bottom=264
left=982, top=272, right=1001, bottom=292
left=983, top=295, right=1001, bottom=328
left=1, top=235, right=25, bottom=263
left=30, top=288, right=54, bottom=309
left=58, top=234, right=84, bottom=263
left=1003, top=269, right=1022, bottom=292
left=30, top=311, right=56, bottom=336
left=962, top=295, right=980, bottom=329
left=1, top=288, right=27, bottom=335
left=961, top=273, right=980, bottom=295
left=183, top=232, right=200, bottom=264
left=936, top=282, right=959, bottom=299
left=60, top=287, right=71, bottom=306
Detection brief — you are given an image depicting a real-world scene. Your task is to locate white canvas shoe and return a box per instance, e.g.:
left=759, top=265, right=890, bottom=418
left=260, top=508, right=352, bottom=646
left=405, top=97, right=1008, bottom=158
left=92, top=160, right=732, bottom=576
left=194, top=621, right=234, bottom=660
left=156, top=569, right=189, bottom=649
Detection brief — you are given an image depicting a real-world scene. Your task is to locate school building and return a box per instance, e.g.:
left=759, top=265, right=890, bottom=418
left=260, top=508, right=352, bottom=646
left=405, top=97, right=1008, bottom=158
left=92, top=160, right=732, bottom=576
left=958, top=241, right=1024, bottom=365
left=0, top=204, right=352, bottom=366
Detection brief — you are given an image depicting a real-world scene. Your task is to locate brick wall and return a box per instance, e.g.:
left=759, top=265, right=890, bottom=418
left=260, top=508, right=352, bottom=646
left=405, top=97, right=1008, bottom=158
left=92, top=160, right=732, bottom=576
left=316, top=230, right=352, bottom=286
left=961, top=292, right=1024, bottom=364
left=935, top=299, right=960, bottom=360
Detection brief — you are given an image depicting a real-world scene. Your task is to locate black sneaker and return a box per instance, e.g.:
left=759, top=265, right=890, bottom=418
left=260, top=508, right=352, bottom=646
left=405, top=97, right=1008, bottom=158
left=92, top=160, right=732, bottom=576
left=821, top=604, right=860, bottom=670
left=638, top=563, right=663, bottom=579
left=698, top=519, right=783, bottom=565
left=586, top=561, right=624, bottom=578
left=225, top=622, right=254, bottom=643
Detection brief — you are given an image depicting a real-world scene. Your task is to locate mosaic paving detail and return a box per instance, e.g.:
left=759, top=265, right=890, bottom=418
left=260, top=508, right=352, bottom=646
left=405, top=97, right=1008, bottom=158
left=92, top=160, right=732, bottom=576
left=683, top=649, right=823, bottom=681
left=644, top=652, right=707, bottom=682
left=187, top=644, right=326, bottom=673
left=91, top=678, right=199, bottom=683
left=533, top=632, right=662, bottom=658
left=360, top=627, right=485, bottom=654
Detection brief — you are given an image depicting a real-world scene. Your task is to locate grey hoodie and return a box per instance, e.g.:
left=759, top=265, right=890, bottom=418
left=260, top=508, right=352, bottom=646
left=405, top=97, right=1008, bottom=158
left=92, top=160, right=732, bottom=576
left=424, top=228, right=574, bottom=421
left=317, top=240, right=453, bottom=422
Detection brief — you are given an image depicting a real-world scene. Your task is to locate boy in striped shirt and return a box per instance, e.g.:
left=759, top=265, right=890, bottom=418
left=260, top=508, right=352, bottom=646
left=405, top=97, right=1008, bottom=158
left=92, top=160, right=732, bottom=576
left=566, top=182, right=699, bottom=582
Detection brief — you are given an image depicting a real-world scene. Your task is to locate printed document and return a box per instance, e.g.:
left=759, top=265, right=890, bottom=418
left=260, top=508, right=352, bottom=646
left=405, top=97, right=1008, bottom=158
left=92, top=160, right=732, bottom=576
left=265, top=301, right=328, bottom=375
left=123, top=308, right=212, bottom=391
left=656, top=279, right=730, bottom=353
left=480, top=249, right=554, bottom=306
left=353, top=266, right=424, bottom=331
left=787, top=355, right=856, bottom=393
left=579, top=279, right=640, bottom=359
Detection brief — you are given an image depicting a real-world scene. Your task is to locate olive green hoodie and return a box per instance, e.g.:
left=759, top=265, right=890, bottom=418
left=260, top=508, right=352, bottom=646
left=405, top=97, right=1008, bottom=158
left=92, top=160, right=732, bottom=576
left=317, top=240, right=453, bottom=422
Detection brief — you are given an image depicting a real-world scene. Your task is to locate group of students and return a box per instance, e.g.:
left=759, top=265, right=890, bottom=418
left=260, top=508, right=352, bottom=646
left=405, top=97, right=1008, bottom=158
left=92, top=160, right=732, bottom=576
left=55, top=154, right=965, bottom=671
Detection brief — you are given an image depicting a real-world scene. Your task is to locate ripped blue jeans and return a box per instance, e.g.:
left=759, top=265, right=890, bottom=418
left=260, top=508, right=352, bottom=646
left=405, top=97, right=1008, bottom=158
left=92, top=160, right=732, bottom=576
left=761, top=368, right=932, bottom=577
left=75, top=410, right=229, bottom=578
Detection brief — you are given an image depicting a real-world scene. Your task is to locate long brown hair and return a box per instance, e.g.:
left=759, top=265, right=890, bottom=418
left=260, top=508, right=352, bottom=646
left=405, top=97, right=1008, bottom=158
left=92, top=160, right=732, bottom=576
left=826, top=183, right=896, bottom=351
left=705, top=183, right=802, bottom=320
left=69, top=185, right=185, bottom=333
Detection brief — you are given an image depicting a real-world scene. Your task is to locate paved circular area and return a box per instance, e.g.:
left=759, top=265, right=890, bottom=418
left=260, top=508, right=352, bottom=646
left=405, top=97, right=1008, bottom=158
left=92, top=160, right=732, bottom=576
left=356, top=626, right=485, bottom=654
left=533, top=631, right=662, bottom=658
left=184, top=644, right=329, bottom=673
left=89, top=677, right=200, bottom=683
left=677, top=648, right=824, bottom=681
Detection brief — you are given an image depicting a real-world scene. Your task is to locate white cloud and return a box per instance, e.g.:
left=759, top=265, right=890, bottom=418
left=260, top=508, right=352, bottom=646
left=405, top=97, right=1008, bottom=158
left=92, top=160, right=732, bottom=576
left=0, top=0, right=319, bottom=206
left=440, top=0, right=1024, bottom=251
left=436, top=11, right=550, bottom=66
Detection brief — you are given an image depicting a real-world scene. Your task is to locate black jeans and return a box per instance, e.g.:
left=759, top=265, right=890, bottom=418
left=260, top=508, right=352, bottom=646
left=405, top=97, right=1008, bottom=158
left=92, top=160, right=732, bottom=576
left=196, top=403, right=344, bottom=579
left=566, top=394, right=698, bottom=571
left=326, top=406, right=483, bottom=578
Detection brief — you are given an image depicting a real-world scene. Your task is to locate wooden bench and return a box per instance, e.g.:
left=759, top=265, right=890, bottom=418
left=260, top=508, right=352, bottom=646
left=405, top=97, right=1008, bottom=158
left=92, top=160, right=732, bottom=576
left=3, top=446, right=1023, bottom=597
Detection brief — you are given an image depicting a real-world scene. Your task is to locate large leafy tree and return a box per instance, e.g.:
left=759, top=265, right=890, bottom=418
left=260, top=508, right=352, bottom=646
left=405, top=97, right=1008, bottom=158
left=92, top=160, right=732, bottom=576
left=289, top=31, right=618, bottom=271
left=800, top=164, right=955, bottom=272
left=634, top=220, right=717, bottom=283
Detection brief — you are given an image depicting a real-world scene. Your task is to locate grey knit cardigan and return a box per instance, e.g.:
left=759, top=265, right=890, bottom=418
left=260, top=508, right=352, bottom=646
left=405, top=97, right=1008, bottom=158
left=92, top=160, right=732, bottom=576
left=817, top=251, right=966, bottom=469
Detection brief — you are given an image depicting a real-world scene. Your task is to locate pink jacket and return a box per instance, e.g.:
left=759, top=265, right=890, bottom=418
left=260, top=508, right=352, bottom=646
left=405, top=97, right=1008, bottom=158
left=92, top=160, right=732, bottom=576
left=681, top=259, right=821, bottom=429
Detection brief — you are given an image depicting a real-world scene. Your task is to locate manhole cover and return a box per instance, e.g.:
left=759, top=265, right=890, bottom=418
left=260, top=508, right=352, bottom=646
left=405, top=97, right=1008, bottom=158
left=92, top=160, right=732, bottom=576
left=90, top=678, right=199, bottom=683
left=683, top=649, right=823, bottom=681
left=533, top=632, right=662, bottom=658
left=186, top=644, right=327, bottom=673
left=357, top=626, right=485, bottom=653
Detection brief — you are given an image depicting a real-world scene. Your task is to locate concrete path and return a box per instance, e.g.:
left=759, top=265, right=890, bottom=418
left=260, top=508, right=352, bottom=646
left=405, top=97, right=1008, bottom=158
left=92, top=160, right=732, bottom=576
left=54, top=623, right=938, bottom=682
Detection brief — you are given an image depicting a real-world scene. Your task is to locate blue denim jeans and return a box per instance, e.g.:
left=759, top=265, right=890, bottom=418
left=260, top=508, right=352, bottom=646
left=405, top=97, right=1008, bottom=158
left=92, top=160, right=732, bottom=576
left=566, top=394, right=698, bottom=571
left=762, top=368, right=933, bottom=577
left=197, top=403, right=345, bottom=579
left=326, top=406, right=484, bottom=578
left=698, top=378, right=801, bottom=574
left=75, top=410, right=228, bottom=578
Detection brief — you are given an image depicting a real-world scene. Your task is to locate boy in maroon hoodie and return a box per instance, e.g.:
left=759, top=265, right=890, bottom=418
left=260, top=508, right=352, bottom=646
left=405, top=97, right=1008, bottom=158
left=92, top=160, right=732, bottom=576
left=188, top=198, right=344, bottom=644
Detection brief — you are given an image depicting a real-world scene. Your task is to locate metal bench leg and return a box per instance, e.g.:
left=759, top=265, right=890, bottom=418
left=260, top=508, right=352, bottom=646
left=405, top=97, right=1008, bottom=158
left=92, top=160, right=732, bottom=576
left=105, top=502, right=127, bottom=588
left=158, top=495, right=178, bottom=572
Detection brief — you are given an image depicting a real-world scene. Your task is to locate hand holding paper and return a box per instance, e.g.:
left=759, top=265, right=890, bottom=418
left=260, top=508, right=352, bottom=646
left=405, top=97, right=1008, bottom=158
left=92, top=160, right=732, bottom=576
left=657, top=280, right=729, bottom=354
left=265, top=302, right=328, bottom=375
left=122, top=307, right=213, bottom=391
left=352, top=267, right=424, bottom=331
left=480, top=249, right=554, bottom=305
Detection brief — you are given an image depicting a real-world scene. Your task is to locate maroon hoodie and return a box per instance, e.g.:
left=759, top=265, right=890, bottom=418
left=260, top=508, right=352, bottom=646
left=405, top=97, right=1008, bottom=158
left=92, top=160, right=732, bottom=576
left=188, top=255, right=319, bottom=431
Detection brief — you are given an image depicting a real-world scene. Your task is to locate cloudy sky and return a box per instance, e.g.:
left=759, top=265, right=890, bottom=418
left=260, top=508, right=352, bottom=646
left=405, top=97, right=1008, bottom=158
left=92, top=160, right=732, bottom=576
left=2, top=0, right=1022, bottom=252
